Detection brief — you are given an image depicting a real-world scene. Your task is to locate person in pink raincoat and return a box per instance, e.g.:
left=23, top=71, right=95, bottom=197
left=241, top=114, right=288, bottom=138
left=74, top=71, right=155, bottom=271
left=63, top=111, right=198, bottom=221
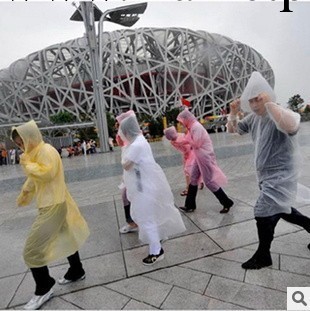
left=163, top=126, right=203, bottom=196
left=176, top=108, right=234, bottom=213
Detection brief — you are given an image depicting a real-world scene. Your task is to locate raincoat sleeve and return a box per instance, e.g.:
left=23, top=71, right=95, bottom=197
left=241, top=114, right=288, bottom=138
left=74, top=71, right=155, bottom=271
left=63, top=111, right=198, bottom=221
left=17, top=178, right=35, bottom=207
left=265, top=102, right=300, bottom=135
left=20, top=146, right=59, bottom=182
left=236, top=114, right=253, bottom=135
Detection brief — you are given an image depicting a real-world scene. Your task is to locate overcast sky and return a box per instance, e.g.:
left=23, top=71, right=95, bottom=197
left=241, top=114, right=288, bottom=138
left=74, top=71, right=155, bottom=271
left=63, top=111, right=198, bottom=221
left=1, top=1, right=309, bottom=104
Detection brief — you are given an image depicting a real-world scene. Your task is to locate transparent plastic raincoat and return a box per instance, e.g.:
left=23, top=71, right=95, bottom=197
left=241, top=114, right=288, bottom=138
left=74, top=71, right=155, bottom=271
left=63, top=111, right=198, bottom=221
left=163, top=126, right=196, bottom=178
left=177, top=109, right=227, bottom=191
left=118, top=114, right=186, bottom=244
left=12, top=120, right=89, bottom=268
left=237, top=72, right=304, bottom=217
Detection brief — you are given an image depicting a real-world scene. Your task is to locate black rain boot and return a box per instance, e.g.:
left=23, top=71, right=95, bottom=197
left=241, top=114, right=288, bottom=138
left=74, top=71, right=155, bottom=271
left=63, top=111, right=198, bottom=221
left=180, top=184, right=198, bottom=213
left=241, top=216, right=277, bottom=270
left=30, top=266, right=55, bottom=296
left=64, top=251, right=85, bottom=281
left=213, top=188, right=234, bottom=213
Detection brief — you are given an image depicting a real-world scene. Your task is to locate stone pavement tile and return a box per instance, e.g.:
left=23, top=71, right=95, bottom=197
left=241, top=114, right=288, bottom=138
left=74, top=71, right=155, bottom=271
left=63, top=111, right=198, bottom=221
left=281, top=254, right=310, bottom=276
left=8, top=251, right=126, bottom=308
left=123, top=299, right=158, bottom=310
left=41, top=297, right=81, bottom=310
left=205, top=275, right=286, bottom=310
left=145, top=266, right=211, bottom=295
left=222, top=174, right=259, bottom=207
left=245, top=267, right=310, bottom=292
left=178, top=198, right=254, bottom=231
left=207, top=218, right=300, bottom=251
left=61, top=285, right=130, bottom=310
left=0, top=273, right=25, bottom=309
left=214, top=248, right=280, bottom=270
left=161, top=286, right=244, bottom=310
left=105, top=275, right=172, bottom=308
left=269, top=240, right=310, bottom=258
left=181, top=256, right=245, bottom=282
left=79, top=202, right=122, bottom=258
left=67, top=177, right=120, bottom=207
left=124, top=233, right=222, bottom=277
left=0, top=213, right=35, bottom=278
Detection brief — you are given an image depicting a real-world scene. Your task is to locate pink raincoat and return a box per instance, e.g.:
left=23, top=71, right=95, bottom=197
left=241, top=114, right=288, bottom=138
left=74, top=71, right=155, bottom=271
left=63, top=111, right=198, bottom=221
left=177, top=109, right=227, bottom=192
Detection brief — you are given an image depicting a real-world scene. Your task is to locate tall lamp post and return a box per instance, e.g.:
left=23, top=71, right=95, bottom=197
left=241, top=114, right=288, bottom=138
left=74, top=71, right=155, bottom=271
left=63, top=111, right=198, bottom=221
left=71, top=2, right=147, bottom=152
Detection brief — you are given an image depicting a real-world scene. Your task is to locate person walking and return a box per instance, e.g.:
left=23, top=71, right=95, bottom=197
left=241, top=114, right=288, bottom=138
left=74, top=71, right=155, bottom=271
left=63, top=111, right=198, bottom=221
left=227, top=71, right=310, bottom=269
left=11, top=120, right=89, bottom=309
left=118, top=111, right=186, bottom=265
left=163, top=125, right=203, bottom=196
left=177, top=108, right=233, bottom=213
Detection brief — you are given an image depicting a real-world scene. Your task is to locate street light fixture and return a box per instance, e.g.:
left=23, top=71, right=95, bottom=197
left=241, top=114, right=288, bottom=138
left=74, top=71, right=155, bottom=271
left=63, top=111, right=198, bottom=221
left=70, top=2, right=147, bottom=152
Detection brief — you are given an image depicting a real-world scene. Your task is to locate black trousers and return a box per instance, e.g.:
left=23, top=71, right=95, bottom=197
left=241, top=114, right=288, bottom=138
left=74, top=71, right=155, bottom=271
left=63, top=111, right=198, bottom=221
left=254, top=207, right=310, bottom=260
left=30, top=251, right=84, bottom=295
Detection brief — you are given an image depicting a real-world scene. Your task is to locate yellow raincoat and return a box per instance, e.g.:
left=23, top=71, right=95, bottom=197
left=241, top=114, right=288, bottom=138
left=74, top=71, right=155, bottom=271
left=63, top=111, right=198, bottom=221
left=12, top=120, right=89, bottom=268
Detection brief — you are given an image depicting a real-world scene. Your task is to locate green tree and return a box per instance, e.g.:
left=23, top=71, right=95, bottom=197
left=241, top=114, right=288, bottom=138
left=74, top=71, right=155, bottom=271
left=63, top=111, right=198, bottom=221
left=288, top=94, right=304, bottom=112
left=50, top=111, right=76, bottom=124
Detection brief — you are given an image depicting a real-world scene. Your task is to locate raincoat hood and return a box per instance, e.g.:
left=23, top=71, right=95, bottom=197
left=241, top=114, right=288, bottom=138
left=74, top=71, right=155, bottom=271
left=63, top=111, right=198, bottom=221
left=240, top=71, right=276, bottom=112
left=119, top=113, right=142, bottom=144
left=11, top=120, right=43, bottom=154
left=163, top=126, right=178, bottom=141
left=116, top=110, right=135, bottom=123
left=177, top=108, right=197, bottom=128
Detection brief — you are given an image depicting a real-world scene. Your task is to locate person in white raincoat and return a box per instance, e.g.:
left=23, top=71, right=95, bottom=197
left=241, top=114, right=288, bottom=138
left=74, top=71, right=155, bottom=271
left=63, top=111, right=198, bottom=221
left=227, top=71, right=310, bottom=270
left=118, top=112, right=186, bottom=265
left=11, top=120, right=89, bottom=309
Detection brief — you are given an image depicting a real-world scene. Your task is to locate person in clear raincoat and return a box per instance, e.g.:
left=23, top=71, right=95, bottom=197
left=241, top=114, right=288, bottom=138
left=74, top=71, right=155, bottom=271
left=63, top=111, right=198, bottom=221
left=118, top=112, right=186, bottom=265
left=227, top=71, right=310, bottom=270
left=115, top=110, right=139, bottom=234
left=176, top=109, right=234, bottom=213
left=11, top=120, right=89, bottom=310
left=163, top=126, right=203, bottom=196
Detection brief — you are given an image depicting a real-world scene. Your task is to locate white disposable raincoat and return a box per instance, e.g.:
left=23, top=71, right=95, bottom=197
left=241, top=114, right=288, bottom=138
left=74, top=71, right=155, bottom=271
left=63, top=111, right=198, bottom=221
left=119, top=115, right=186, bottom=244
left=12, top=120, right=89, bottom=267
left=237, top=72, right=306, bottom=217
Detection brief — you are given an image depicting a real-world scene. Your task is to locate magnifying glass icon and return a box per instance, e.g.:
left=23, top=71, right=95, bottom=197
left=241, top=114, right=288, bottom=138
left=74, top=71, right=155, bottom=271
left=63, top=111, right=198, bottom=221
left=292, top=291, right=307, bottom=306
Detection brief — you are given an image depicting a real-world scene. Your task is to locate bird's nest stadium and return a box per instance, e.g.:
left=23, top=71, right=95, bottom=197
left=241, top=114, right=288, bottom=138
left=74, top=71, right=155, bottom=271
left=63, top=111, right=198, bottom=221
left=0, top=27, right=274, bottom=133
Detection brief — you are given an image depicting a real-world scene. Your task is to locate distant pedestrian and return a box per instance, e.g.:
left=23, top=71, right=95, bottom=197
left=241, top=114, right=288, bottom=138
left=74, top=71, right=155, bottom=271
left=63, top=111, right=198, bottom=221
left=177, top=108, right=233, bottom=213
left=11, top=120, right=89, bottom=309
left=118, top=112, right=186, bottom=265
left=227, top=71, right=310, bottom=269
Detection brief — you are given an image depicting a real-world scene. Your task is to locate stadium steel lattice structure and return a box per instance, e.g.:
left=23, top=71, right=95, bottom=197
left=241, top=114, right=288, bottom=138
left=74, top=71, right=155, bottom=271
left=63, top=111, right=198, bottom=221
left=0, top=27, right=274, bottom=132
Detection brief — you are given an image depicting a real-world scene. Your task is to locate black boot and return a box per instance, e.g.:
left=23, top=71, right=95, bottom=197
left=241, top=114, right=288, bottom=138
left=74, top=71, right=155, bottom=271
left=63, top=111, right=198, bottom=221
left=63, top=251, right=85, bottom=281
left=30, top=266, right=55, bottom=295
left=241, top=216, right=279, bottom=270
left=213, top=188, right=234, bottom=213
left=180, top=184, right=198, bottom=213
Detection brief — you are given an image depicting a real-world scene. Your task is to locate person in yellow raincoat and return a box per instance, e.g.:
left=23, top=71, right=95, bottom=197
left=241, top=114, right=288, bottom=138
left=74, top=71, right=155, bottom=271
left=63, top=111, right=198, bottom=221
left=11, top=120, right=89, bottom=310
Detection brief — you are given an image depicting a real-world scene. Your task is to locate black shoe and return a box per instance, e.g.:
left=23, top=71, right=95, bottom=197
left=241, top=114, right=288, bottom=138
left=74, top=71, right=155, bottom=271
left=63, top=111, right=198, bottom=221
left=308, top=243, right=310, bottom=251
left=241, top=256, right=272, bottom=270
left=179, top=206, right=195, bottom=213
left=142, top=248, right=164, bottom=266
left=219, top=198, right=234, bottom=213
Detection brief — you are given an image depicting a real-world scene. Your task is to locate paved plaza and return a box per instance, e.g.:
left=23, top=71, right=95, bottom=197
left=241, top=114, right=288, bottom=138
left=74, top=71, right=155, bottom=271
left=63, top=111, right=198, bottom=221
left=1, top=122, right=310, bottom=310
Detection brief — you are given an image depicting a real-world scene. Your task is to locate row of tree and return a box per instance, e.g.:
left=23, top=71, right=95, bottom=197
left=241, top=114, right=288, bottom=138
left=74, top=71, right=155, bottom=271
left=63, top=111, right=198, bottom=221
left=49, top=94, right=309, bottom=143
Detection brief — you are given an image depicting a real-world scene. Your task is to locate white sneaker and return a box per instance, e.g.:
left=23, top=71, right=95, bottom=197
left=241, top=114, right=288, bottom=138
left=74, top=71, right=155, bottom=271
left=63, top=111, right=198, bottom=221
left=23, top=289, right=53, bottom=310
left=58, top=274, right=85, bottom=285
left=119, top=224, right=139, bottom=234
